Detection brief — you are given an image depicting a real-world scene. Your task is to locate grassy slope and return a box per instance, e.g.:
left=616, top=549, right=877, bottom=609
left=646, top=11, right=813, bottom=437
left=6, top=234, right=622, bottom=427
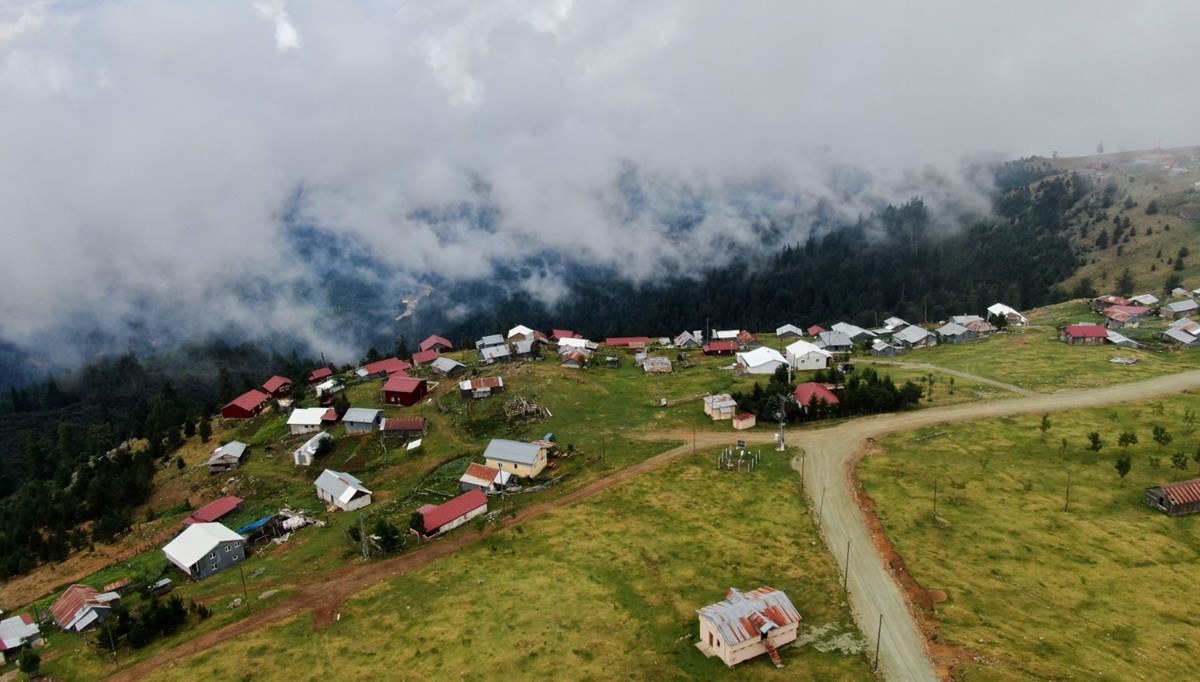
left=134, top=453, right=874, bottom=682
left=859, top=393, right=1200, bottom=680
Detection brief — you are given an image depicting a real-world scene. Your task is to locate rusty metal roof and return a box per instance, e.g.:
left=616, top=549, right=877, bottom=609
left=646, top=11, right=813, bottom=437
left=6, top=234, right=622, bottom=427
left=1161, top=479, right=1200, bottom=505
left=697, top=587, right=801, bottom=646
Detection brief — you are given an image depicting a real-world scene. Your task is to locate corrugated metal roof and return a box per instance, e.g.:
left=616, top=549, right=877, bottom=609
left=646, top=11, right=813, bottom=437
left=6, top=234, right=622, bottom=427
left=893, top=326, right=931, bottom=344
left=314, top=469, right=371, bottom=505
left=1064, top=324, right=1108, bottom=338
left=383, top=376, right=427, bottom=393
left=288, top=407, right=330, bottom=426
left=481, top=344, right=512, bottom=360
left=0, top=614, right=40, bottom=651
left=225, top=390, right=270, bottom=413
left=1167, top=300, right=1200, bottom=312
left=483, top=439, right=542, bottom=465
left=419, top=489, right=487, bottom=532
left=185, top=496, right=243, bottom=525
left=52, top=585, right=100, bottom=629
left=786, top=339, right=832, bottom=359
left=831, top=322, right=874, bottom=339
left=460, top=463, right=503, bottom=488
left=411, top=349, right=440, bottom=364
left=432, top=357, right=466, bottom=372
left=937, top=322, right=970, bottom=336
left=737, top=347, right=786, bottom=368
left=420, top=334, right=453, bottom=352
left=342, top=407, right=382, bottom=424
left=361, top=357, right=412, bottom=375
left=795, top=382, right=839, bottom=406
left=460, top=376, right=504, bottom=390
left=162, top=523, right=243, bottom=569
left=816, top=330, right=854, bottom=347
left=263, top=376, right=291, bottom=393
left=208, top=441, right=247, bottom=465
left=382, top=417, right=426, bottom=431
left=697, top=587, right=801, bottom=646
left=308, top=367, right=333, bottom=382
left=1161, top=479, right=1200, bottom=505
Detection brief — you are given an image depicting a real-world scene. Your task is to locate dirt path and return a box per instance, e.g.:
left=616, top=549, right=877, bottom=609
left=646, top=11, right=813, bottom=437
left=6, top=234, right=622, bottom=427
left=791, top=368, right=1200, bottom=682
left=859, top=358, right=1037, bottom=397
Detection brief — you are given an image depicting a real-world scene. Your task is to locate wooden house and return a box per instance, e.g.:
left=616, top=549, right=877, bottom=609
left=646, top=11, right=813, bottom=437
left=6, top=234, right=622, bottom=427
left=207, top=441, right=248, bottom=474
left=356, top=357, right=412, bottom=381
left=382, top=417, right=427, bottom=439
left=736, top=331, right=761, bottom=348
left=383, top=376, right=428, bottom=406
left=1060, top=324, right=1107, bottom=345
left=412, top=489, right=488, bottom=538
left=870, top=339, right=898, bottom=357
left=814, top=330, right=854, bottom=353
left=51, top=585, right=120, bottom=633
left=892, top=326, right=936, bottom=349
left=1145, top=479, right=1200, bottom=516
left=1090, top=294, right=1131, bottom=313
left=221, top=390, right=270, bottom=420
left=459, top=376, right=505, bottom=400
left=1161, top=299, right=1199, bottom=319
left=695, top=587, right=801, bottom=668
left=431, top=356, right=468, bottom=378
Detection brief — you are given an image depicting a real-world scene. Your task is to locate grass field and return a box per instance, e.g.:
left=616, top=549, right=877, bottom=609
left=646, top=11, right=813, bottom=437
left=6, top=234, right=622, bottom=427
left=858, top=393, right=1200, bottom=680
left=128, top=451, right=874, bottom=682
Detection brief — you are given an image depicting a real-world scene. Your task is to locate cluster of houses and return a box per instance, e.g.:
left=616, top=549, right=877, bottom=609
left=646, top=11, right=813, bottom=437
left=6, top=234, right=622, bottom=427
left=1058, top=290, right=1200, bottom=348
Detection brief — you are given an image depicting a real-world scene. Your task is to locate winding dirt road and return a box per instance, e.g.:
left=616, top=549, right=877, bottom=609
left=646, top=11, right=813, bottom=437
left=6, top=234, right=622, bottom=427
left=104, top=369, right=1200, bottom=682
left=791, top=368, right=1200, bottom=682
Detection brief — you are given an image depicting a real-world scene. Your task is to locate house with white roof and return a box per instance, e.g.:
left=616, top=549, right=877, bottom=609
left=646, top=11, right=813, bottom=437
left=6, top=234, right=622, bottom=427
left=343, top=408, right=382, bottom=434
left=162, top=523, right=245, bottom=581
left=831, top=322, right=876, bottom=341
left=314, top=469, right=372, bottom=511
left=287, top=407, right=331, bottom=435
left=1130, top=293, right=1160, bottom=306
left=507, top=324, right=536, bottom=340
left=987, top=303, right=1028, bottom=326
left=871, top=339, right=899, bottom=357
left=775, top=324, right=803, bottom=338
left=293, top=431, right=333, bottom=466
left=882, top=316, right=909, bottom=332
left=459, top=462, right=513, bottom=493
left=785, top=340, right=833, bottom=371
left=736, top=347, right=787, bottom=375
left=712, top=329, right=740, bottom=340
left=814, top=330, right=853, bottom=353
left=703, top=394, right=738, bottom=421
left=482, top=439, right=548, bottom=478
left=696, top=587, right=802, bottom=668
left=0, top=614, right=42, bottom=661
left=893, top=325, right=936, bottom=349
left=675, top=331, right=703, bottom=348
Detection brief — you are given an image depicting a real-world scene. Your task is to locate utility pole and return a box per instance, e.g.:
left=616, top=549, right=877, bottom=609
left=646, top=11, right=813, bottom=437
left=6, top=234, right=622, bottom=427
left=843, top=540, right=851, bottom=592
left=874, top=613, right=883, bottom=671
left=239, top=563, right=249, bottom=605
left=692, top=428, right=696, bottom=455
left=1064, top=471, right=1072, bottom=512
left=819, top=485, right=826, bottom=520
left=933, top=478, right=938, bottom=518
left=359, top=513, right=369, bottom=561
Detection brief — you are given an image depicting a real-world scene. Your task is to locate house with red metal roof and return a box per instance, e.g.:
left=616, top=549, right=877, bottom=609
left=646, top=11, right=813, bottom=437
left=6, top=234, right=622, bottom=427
left=262, top=375, right=292, bottom=398
left=1060, top=324, right=1108, bottom=345
left=794, top=382, right=839, bottom=408
left=183, top=496, right=244, bottom=526
left=356, top=357, right=412, bottom=380
left=807, top=324, right=827, bottom=336
left=1145, top=478, right=1200, bottom=516
left=605, top=336, right=651, bottom=349
left=703, top=341, right=739, bottom=356
left=419, top=334, right=454, bottom=353
left=383, top=376, right=428, bottom=406
left=551, top=329, right=581, bottom=341
left=307, top=366, right=333, bottom=384
left=221, top=390, right=271, bottom=420
left=458, top=463, right=512, bottom=493
left=411, top=489, right=488, bottom=538
left=696, top=587, right=802, bottom=668
left=0, top=613, right=42, bottom=661
left=411, top=349, right=440, bottom=365
left=382, top=417, right=427, bottom=439
left=51, top=585, right=120, bottom=633
left=459, top=376, right=505, bottom=401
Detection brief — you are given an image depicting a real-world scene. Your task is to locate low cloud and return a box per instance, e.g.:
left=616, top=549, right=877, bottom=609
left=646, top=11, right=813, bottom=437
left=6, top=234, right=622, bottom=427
left=1, top=1, right=1198, bottom=365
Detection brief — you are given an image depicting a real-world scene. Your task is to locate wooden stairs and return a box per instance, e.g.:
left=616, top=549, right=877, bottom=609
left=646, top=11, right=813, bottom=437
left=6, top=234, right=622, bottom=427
left=763, top=640, right=784, bottom=668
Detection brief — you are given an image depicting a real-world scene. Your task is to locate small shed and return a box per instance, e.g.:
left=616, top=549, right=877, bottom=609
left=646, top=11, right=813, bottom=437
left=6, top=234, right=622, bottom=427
left=870, top=339, right=898, bottom=357
left=704, top=394, right=738, bottom=420
left=420, top=334, right=454, bottom=353
left=314, top=469, right=372, bottom=511
left=732, top=413, right=756, bottom=430
left=183, top=496, right=244, bottom=526
left=936, top=322, right=975, bottom=344
left=207, top=441, right=248, bottom=474
left=411, top=349, right=440, bottom=365
left=642, top=356, right=673, bottom=374
left=460, top=376, right=505, bottom=400
left=51, top=585, right=120, bottom=633
left=459, top=463, right=513, bottom=492
left=775, top=324, right=803, bottom=338
left=1060, top=324, right=1107, bottom=345
left=308, top=367, right=333, bottom=384
left=431, top=356, right=468, bottom=378
left=412, top=489, right=488, bottom=538
left=343, top=407, right=382, bottom=434
left=383, top=376, right=429, bottom=406
left=696, top=587, right=802, bottom=668
left=1145, top=479, right=1200, bottom=516
left=382, top=417, right=427, bottom=439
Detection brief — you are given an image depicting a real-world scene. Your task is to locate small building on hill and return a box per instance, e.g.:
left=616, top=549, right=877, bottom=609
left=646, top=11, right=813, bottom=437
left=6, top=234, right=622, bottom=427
left=695, top=587, right=802, bottom=668
left=460, top=376, right=505, bottom=400
left=308, top=367, right=333, bottom=384
left=675, top=331, right=703, bottom=348
left=383, top=376, right=428, bottom=406
left=512, top=338, right=539, bottom=360
left=262, top=375, right=292, bottom=398
left=480, top=343, right=513, bottom=364
left=936, top=322, right=974, bottom=344
left=183, top=496, right=244, bottom=526
left=1060, top=324, right=1107, bottom=345
left=343, top=407, right=382, bottom=433
left=704, top=394, right=738, bottom=421
left=314, top=469, right=372, bottom=511
left=412, top=489, right=488, bottom=538
left=1145, top=479, right=1200, bottom=517
left=814, top=330, right=853, bottom=353
left=356, top=357, right=412, bottom=381
left=431, top=356, right=468, bottom=378
left=892, top=325, right=936, bottom=350
left=411, top=349, right=440, bottom=365
left=1162, top=299, right=1200, bottom=319
left=483, top=439, right=548, bottom=478
left=382, top=417, right=427, bottom=439
left=459, top=462, right=512, bottom=492
left=807, top=324, right=827, bottom=336
left=51, top=585, right=120, bottom=633
left=162, top=523, right=245, bottom=581
left=420, top=334, right=454, bottom=353
left=314, top=378, right=344, bottom=399
left=736, top=330, right=761, bottom=348
left=606, top=336, right=651, bottom=348
left=987, top=303, right=1028, bottom=326
left=207, top=441, right=248, bottom=474
left=1091, top=295, right=1131, bottom=313
left=221, top=390, right=270, bottom=420
left=293, top=431, right=333, bottom=466
left=870, top=339, right=899, bottom=357
left=288, top=407, right=333, bottom=435
left=775, top=324, right=802, bottom=338
left=642, top=356, right=673, bottom=374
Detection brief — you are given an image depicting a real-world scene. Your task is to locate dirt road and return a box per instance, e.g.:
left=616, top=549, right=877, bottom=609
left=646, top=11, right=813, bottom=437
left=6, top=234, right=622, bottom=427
left=792, top=368, right=1200, bottom=682
left=859, top=359, right=1037, bottom=397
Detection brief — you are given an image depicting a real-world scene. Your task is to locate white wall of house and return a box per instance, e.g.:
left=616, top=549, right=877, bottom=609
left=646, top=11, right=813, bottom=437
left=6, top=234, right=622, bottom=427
left=788, top=349, right=831, bottom=371
left=698, top=616, right=800, bottom=667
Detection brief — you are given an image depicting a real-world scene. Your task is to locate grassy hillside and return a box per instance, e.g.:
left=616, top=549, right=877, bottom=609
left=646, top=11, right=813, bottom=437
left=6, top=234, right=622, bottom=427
left=859, top=393, right=1200, bottom=680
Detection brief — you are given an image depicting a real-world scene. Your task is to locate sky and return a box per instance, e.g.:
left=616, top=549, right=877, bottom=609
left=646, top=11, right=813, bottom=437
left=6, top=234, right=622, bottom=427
left=1, top=0, right=1198, bottom=363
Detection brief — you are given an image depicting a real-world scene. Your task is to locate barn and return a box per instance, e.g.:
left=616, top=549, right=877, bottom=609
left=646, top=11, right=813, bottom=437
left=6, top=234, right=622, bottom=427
left=221, top=390, right=270, bottom=420
left=1145, top=479, right=1200, bottom=516
left=262, top=375, right=292, bottom=398
left=383, top=376, right=429, bottom=406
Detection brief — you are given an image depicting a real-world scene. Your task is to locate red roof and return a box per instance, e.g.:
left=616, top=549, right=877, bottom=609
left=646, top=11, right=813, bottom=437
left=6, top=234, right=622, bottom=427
left=262, top=375, right=291, bottom=394
left=363, top=357, right=412, bottom=376
left=703, top=341, right=739, bottom=353
left=184, top=496, right=244, bottom=525
left=606, top=337, right=651, bottom=347
left=382, top=417, right=426, bottom=432
left=463, top=376, right=504, bottom=390
left=807, top=325, right=827, bottom=336
left=1093, top=295, right=1131, bottom=306
left=1104, top=305, right=1151, bottom=316
left=420, top=489, right=487, bottom=532
left=383, top=375, right=427, bottom=393
left=411, top=349, right=440, bottom=365
left=103, top=578, right=130, bottom=592
left=420, top=335, right=453, bottom=352
left=308, top=367, right=333, bottom=382
left=1161, top=479, right=1200, bottom=505
left=224, top=390, right=270, bottom=413
left=795, top=382, right=840, bottom=406
left=463, top=462, right=501, bottom=483
left=734, top=413, right=755, bottom=421
left=322, top=407, right=339, bottom=422
left=52, top=585, right=101, bottom=628
left=1064, top=324, right=1108, bottom=338
left=552, top=329, right=580, bottom=340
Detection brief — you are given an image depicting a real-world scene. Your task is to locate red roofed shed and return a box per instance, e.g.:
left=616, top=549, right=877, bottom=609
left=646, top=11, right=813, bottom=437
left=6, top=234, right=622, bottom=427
left=183, top=496, right=245, bottom=526
left=1060, top=324, right=1108, bottom=345
left=807, top=325, right=826, bottom=336
left=606, top=337, right=651, bottom=348
left=703, top=341, right=739, bottom=356
left=383, top=376, right=428, bottom=406
left=382, top=417, right=427, bottom=437
left=221, top=390, right=270, bottom=420
left=412, top=489, right=488, bottom=537
left=308, top=367, right=333, bottom=384
left=551, top=329, right=580, bottom=341
left=361, top=357, right=412, bottom=378
left=411, top=349, right=440, bottom=365
left=1145, top=478, right=1200, bottom=516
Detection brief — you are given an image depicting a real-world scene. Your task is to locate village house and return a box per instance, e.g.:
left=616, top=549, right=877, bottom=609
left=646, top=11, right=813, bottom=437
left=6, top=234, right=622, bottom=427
left=814, top=330, right=853, bottom=353
left=460, top=376, right=505, bottom=400
left=712, top=329, right=740, bottom=341
left=293, top=431, right=333, bottom=466
left=785, top=339, right=833, bottom=371
left=936, top=322, right=975, bottom=344
left=314, top=469, right=372, bottom=511
left=733, top=413, right=756, bottom=430
left=507, top=324, right=536, bottom=340
left=459, top=462, right=513, bottom=493
left=51, top=585, right=120, bottom=633
left=736, top=347, right=787, bottom=375
left=1130, top=293, right=1160, bottom=306
left=560, top=348, right=591, bottom=369
left=1145, top=479, right=1200, bottom=516
left=871, top=339, right=899, bottom=357
left=695, top=587, right=802, bottom=668
left=892, top=325, right=936, bottom=350
left=703, top=340, right=739, bottom=356
left=262, top=375, right=292, bottom=398
left=675, top=331, right=703, bottom=348
left=775, top=324, right=803, bottom=338
left=795, top=382, right=839, bottom=409
left=1171, top=286, right=1192, bottom=299
left=480, top=343, right=513, bottom=364
left=343, top=408, right=382, bottom=434
left=736, top=330, right=761, bottom=348
left=382, top=417, right=427, bottom=439
left=162, top=523, right=245, bottom=581
left=383, top=376, right=429, bottom=406
left=411, top=349, right=440, bottom=365
left=807, top=324, right=827, bottom=336
left=512, top=338, right=539, bottom=360
left=606, top=336, right=651, bottom=349
left=420, top=334, right=454, bottom=353
left=483, top=439, right=549, bottom=478
left=431, top=356, right=468, bottom=378
left=412, top=489, right=488, bottom=538
left=949, top=314, right=984, bottom=326
left=1060, top=324, right=1108, bottom=345
left=551, top=329, right=581, bottom=341
left=207, top=441, right=248, bottom=474
left=704, top=394, right=738, bottom=421
left=356, top=357, right=412, bottom=381
left=1161, top=299, right=1200, bottom=319
left=221, top=389, right=271, bottom=420
left=1105, top=330, right=1139, bottom=349
left=183, top=496, right=244, bottom=526
left=314, top=378, right=344, bottom=400
left=964, top=319, right=997, bottom=337
left=307, top=367, right=333, bottom=384
left=882, top=316, right=909, bottom=333
left=831, top=322, right=876, bottom=342
left=642, top=356, right=674, bottom=374
left=477, top=334, right=507, bottom=350
left=1161, top=318, right=1200, bottom=346
left=1091, top=294, right=1131, bottom=313
left=0, top=614, right=42, bottom=663
left=287, top=407, right=333, bottom=435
